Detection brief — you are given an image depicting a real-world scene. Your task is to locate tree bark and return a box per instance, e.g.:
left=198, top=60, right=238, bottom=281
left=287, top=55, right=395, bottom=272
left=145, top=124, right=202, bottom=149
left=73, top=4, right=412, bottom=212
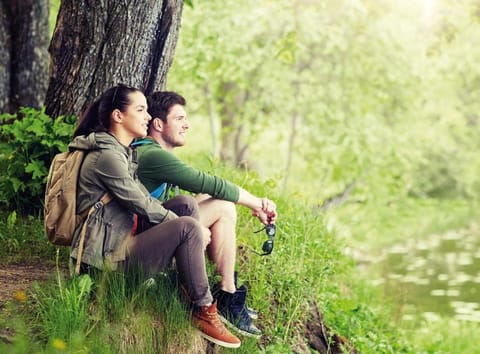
left=203, top=83, right=220, bottom=159
left=45, top=0, right=183, bottom=119
left=0, top=0, right=49, bottom=114
left=0, top=1, right=10, bottom=113
left=218, top=81, right=252, bottom=167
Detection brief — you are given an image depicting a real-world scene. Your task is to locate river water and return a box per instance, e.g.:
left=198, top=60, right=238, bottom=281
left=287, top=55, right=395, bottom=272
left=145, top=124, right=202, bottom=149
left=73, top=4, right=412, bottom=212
left=371, top=222, right=480, bottom=322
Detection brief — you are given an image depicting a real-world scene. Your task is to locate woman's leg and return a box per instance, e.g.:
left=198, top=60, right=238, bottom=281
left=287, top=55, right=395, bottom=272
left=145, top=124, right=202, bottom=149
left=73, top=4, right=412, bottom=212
left=163, top=195, right=200, bottom=220
left=128, top=216, right=241, bottom=347
left=127, top=216, right=212, bottom=307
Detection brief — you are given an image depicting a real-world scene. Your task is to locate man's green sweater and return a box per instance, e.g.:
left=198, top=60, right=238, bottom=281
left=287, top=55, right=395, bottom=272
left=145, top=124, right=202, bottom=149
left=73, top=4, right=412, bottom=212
left=134, top=137, right=240, bottom=203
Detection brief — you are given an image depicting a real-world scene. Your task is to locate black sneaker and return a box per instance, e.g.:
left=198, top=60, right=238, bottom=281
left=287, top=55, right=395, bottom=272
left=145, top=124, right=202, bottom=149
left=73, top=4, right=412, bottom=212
left=233, top=272, right=259, bottom=320
left=245, top=304, right=258, bottom=320
left=211, top=282, right=258, bottom=320
left=216, top=285, right=262, bottom=337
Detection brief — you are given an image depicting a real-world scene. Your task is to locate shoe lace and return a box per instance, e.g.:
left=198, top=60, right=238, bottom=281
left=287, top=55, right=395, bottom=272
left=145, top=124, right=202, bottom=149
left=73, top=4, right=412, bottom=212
left=238, top=304, right=252, bottom=323
left=205, top=307, right=227, bottom=330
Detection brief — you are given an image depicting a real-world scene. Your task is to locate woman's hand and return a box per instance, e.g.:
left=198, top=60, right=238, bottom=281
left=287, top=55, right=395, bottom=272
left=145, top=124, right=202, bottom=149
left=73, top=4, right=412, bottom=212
left=201, top=226, right=212, bottom=249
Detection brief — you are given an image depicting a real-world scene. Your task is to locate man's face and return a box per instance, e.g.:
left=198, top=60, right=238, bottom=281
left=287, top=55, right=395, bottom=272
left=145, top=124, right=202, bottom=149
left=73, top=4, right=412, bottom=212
left=159, top=104, right=189, bottom=149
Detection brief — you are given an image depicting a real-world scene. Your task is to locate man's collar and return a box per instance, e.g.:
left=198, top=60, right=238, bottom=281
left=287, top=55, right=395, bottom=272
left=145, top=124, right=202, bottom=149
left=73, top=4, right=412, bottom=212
left=131, top=136, right=157, bottom=147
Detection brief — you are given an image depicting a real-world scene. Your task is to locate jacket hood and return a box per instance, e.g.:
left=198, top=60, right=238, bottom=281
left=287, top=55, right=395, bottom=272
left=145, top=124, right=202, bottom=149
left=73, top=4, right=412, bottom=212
left=68, top=132, right=127, bottom=153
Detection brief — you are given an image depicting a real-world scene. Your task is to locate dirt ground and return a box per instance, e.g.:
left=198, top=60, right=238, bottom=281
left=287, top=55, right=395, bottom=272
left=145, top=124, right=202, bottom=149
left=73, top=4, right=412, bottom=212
left=0, top=264, right=57, bottom=307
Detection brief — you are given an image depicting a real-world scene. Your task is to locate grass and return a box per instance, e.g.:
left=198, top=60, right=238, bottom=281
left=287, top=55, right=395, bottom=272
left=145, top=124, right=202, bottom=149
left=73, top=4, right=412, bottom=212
left=0, top=210, right=70, bottom=265
left=1, top=161, right=479, bottom=352
left=1, top=261, right=203, bottom=353
left=409, top=317, right=480, bottom=354
left=323, top=195, right=480, bottom=354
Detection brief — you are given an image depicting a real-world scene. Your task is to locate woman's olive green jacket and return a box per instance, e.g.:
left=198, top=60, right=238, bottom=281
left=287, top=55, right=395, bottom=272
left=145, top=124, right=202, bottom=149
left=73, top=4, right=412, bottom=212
left=69, top=132, right=177, bottom=270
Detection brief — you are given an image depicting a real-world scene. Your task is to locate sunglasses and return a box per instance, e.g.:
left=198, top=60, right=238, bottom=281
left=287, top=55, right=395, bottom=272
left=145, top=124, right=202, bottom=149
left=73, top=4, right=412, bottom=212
left=254, top=224, right=276, bottom=256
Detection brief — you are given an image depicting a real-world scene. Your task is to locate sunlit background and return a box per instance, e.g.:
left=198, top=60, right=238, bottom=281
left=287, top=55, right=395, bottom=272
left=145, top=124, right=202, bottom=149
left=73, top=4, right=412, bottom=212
left=168, top=0, right=480, bottom=326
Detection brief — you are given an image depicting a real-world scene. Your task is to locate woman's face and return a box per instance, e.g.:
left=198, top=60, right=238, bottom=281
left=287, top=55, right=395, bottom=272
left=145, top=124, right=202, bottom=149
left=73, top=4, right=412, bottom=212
left=118, top=91, right=151, bottom=139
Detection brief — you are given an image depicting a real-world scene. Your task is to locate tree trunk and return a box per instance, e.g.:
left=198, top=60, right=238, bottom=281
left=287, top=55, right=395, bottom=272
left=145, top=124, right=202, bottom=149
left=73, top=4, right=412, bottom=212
left=218, top=85, right=258, bottom=170
left=218, top=81, right=252, bottom=167
left=281, top=1, right=301, bottom=192
left=203, top=83, right=220, bottom=159
left=281, top=111, right=298, bottom=192
left=0, top=0, right=10, bottom=113
left=45, top=0, right=183, bottom=119
left=0, top=0, right=49, bottom=114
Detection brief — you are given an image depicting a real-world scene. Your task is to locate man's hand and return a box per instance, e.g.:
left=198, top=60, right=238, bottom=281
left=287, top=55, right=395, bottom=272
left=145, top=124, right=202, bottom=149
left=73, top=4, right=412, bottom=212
left=252, top=198, right=277, bottom=225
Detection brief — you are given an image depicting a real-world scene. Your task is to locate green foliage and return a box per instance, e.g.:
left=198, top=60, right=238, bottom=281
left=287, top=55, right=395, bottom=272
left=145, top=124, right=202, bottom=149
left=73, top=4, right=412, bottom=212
left=32, top=272, right=93, bottom=343
left=322, top=283, right=413, bottom=353
left=2, top=154, right=479, bottom=352
left=0, top=209, right=67, bottom=264
left=0, top=108, right=75, bottom=213
left=2, top=267, right=196, bottom=353
left=410, top=317, right=480, bottom=354
left=170, top=0, right=480, bottom=206
left=49, top=0, right=60, bottom=36
left=3, top=1, right=480, bottom=352
left=169, top=0, right=290, bottom=163
left=329, top=196, right=478, bottom=253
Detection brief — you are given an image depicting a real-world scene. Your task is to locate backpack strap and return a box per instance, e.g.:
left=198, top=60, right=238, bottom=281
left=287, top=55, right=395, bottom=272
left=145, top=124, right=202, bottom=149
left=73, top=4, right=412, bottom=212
left=75, top=193, right=112, bottom=275
left=150, top=183, right=167, bottom=199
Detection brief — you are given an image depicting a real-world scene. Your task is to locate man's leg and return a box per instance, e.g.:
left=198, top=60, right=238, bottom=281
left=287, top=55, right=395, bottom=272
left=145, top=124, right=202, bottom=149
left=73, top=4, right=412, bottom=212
left=197, top=196, right=237, bottom=293
left=196, top=196, right=262, bottom=337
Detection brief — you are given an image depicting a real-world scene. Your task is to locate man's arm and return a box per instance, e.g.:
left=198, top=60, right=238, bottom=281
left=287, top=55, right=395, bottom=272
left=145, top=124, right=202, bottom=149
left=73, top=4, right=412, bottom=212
left=138, top=143, right=277, bottom=224
left=137, top=145, right=239, bottom=202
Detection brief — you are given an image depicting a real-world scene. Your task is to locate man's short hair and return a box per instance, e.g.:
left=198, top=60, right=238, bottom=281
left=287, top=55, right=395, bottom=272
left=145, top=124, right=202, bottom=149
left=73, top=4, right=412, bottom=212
left=147, top=91, right=186, bottom=123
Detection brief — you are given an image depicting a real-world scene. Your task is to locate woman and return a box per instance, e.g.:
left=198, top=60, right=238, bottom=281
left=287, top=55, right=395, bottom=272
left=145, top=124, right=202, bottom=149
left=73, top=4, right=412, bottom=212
left=69, top=84, right=240, bottom=348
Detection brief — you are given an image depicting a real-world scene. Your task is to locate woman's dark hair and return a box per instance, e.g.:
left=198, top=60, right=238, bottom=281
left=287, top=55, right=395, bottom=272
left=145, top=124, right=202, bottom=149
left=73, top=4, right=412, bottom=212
left=74, top=84, right=141, bottom=137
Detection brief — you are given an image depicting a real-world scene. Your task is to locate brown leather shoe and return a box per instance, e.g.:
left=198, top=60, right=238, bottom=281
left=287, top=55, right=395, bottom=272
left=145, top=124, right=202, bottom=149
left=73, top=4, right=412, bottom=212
left=192, top=301, right=241, bottom=348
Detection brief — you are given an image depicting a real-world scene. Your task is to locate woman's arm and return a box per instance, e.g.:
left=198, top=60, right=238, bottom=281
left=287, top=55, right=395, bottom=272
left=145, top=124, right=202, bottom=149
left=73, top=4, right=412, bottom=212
left=95, top=149, right=177, bottom=223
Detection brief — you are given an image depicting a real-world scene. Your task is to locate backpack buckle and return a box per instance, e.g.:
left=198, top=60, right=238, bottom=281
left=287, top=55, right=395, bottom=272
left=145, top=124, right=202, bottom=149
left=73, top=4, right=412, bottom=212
left=93, top=201, right=104, bottom=209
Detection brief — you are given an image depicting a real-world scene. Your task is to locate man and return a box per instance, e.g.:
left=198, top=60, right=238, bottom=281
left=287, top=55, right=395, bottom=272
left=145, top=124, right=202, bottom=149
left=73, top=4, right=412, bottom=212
left=134, top=91, right=278, bottom=337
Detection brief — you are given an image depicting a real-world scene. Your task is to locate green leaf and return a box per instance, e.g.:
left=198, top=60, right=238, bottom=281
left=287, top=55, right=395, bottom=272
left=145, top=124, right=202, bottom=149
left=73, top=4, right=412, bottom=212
left=7, top=211, right=17, bottom=230
left=26, top=160, right=47, bottom=180
left=10, top=177, right=22, bottom=193
left=27, top=116, right=49, bottom=136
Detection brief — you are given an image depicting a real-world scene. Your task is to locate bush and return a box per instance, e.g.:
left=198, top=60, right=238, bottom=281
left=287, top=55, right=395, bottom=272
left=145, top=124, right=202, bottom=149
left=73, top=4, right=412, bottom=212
left=0, top=108, right=76, bottom=214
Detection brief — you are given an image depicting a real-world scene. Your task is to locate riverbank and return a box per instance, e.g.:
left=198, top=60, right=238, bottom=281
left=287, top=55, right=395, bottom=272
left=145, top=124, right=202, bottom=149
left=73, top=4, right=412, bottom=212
left=327, top=197, right=480, bottom=352
left=0, top=200, right=409, bottom=353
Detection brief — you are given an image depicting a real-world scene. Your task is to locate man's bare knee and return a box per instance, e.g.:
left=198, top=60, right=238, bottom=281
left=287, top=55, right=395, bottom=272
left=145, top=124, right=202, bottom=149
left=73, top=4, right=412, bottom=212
left=221, top=200, right=237, bottom=222
left=198, top=198, right=237, bottom=227
left=210, top=199, right=236, bottom=223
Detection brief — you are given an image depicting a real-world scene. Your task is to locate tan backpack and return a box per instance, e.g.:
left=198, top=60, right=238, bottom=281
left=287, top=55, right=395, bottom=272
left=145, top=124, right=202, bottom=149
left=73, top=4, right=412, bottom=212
left=44, top=149, right=110, bottom=274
